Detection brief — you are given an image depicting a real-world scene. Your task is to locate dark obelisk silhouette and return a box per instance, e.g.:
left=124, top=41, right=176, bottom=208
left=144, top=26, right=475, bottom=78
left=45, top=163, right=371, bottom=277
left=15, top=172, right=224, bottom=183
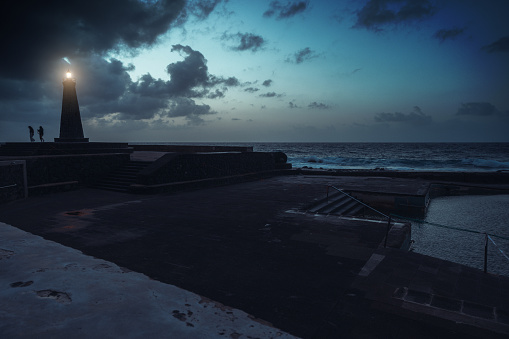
left=55, top=70, right=89, bottom=142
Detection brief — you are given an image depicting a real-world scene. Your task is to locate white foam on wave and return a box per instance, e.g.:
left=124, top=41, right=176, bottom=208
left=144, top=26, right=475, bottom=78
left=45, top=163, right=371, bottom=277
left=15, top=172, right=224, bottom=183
left=462, top=158, right=509, bottom=169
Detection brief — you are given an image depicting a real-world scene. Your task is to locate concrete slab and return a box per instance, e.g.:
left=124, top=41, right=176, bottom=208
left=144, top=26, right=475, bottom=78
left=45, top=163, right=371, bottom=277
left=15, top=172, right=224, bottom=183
left=0, top=222, right=295, bottom=339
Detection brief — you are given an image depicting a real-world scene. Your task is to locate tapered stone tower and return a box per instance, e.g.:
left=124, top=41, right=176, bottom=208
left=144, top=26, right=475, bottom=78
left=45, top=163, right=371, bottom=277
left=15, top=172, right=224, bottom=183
left=54, top=70, right=89, bottom=142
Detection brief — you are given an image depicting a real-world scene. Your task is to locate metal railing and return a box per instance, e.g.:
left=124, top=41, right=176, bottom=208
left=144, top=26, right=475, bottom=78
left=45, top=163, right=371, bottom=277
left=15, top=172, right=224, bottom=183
left=0, top=184, right=17, bottom=189
left=391, top=213, right=509, bottom=274
left=327, top=185, right=393, bottom=247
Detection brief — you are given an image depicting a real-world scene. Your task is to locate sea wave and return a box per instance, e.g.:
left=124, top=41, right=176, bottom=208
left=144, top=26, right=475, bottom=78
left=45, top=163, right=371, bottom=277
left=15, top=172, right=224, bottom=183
left=461, top=158, right=509, bottom=169
left=291, top=155, right=509, bottom=171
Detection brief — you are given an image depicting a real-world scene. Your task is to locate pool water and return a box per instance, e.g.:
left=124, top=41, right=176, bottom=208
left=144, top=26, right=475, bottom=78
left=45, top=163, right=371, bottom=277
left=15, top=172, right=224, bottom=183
left=411, top=195, right=509, bottom=277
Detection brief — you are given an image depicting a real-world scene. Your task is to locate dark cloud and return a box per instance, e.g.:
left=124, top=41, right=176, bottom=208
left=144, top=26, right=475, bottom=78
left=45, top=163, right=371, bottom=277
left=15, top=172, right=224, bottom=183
left=308, top=102, right=330, bottom=109
left=433, top=27, right=465, bottom=43
left=354, top=0, right=437, bottom=32
left=165, top=97, right=215, bottom=125
left=244, top=87, right=260, bottom=93
left=222, top=32, right=266, bottom=52
left=263, top=1, right=309, bottom=19
left=166, top=44, right=210, bottom=97
left=231, top=118, right=241, bottom=121
left=1, top=0, right=186, bottom=80
left=262, top=79, right=273, bottom=87
left=0, top=45, right=238, bottom=127
left=482, top=36, right=509, bottom=53
left=259, top=92, right=284, bottom=98
left=289, top=102, right=300, bottom=109
left=456, top=102, right=500, bottom=116
left=286, top=47, right=319, bottom=64
left=374, top=106, right=432, bottom=124
left=207, top=89, right=226, bottom=99
left=184, top=0, right=226, bottom=20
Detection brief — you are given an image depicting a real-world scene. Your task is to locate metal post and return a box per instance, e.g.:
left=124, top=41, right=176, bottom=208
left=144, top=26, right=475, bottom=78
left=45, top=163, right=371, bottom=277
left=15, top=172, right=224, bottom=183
left=384, top=216, right=392, bottom=248
left=484, top=233, right=488, bottom=274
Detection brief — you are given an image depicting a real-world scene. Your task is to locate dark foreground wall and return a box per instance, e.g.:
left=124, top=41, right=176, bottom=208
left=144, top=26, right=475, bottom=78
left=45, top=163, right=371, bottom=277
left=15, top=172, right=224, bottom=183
left=0, top=161, right=27, bottom=202
left=137, top=152, right=289, bottom=185
left=23, top=153, right=130, bottom=187
left=130, top=144, right=253, bottom=153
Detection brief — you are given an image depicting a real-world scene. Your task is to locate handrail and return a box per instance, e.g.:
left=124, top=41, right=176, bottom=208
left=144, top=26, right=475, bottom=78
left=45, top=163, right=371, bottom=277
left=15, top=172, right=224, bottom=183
left=327, top=185, right=389, bottom=219
left=391, top=213, right=509, bottom=273
left=0, top=184, right=17, bottom=189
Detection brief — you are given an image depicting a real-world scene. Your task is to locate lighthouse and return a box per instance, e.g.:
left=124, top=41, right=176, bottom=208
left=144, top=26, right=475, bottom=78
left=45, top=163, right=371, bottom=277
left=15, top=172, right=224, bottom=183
left=54, top=70, right=89, bottom=142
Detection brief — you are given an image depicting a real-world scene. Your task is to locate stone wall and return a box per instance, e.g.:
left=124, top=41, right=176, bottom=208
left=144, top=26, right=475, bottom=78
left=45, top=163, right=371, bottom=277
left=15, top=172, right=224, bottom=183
left=0, top=160, right=27, bottom=202
left=137, top=152, right=288, bottom=185
left=23, top=153, right=130, bottom=187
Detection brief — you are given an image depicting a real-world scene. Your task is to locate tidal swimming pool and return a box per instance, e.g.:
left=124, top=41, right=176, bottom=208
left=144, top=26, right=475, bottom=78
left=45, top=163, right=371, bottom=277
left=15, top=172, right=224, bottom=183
left=411, top=194, right=509, bottom=277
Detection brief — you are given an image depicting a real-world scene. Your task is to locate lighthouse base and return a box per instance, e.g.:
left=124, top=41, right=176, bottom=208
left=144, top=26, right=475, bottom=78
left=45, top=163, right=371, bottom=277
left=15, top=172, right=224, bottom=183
left=54, top=138, right=89, bottom=142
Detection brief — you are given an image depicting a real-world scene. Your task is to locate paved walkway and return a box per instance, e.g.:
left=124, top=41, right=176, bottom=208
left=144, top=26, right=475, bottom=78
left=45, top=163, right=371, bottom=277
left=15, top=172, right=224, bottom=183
left=1, top=175, right=508, bottom=338
left=0, top=222, right=295, bottom=338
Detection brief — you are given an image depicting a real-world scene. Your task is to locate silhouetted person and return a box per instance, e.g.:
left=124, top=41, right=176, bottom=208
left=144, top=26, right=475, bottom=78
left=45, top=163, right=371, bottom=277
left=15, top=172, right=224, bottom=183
left=37, top=126, right=44, bottom=142
left=28, top=126, right=35, bottom=142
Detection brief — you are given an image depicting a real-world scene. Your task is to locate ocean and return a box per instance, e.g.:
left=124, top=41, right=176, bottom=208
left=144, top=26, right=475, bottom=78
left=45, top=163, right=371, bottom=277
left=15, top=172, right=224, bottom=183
left=150, top=142, right=509, bottom=172
left=248, top=142, right=509, bottom=172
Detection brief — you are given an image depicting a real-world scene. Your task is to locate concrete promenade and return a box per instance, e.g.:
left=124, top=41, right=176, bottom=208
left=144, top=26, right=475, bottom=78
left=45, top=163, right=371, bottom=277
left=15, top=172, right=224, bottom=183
left=1, top=175, right=509, bottom=338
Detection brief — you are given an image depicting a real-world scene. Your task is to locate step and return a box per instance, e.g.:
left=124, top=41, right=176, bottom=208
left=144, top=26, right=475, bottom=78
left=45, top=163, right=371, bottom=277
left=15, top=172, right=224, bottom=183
left=306, top=192, right=343, bottom=213
left=330, top=200, right=361, bottom=215
left=346, top=204, right=365, bottom=216
left=315, top=195, right=351, bottom=214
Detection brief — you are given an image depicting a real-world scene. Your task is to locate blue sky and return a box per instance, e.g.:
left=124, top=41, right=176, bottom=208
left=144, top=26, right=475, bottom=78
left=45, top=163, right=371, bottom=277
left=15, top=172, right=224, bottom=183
left=1, top=0, right=508, bottom=142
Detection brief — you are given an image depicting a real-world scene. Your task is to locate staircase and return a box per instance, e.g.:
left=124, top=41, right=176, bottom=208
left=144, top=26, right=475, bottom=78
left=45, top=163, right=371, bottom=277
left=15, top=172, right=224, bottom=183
left=307, top=191, right=364, bottom=216
left=92, top=161, right=152, bottom=192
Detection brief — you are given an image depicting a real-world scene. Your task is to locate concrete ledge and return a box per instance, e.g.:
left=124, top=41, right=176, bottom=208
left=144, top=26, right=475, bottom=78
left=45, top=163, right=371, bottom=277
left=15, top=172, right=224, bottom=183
left=131, top=169, right=291, bottom=194
left=28, top=181, right=80, bottom=196
left=130, top=144, right=253, bottom=153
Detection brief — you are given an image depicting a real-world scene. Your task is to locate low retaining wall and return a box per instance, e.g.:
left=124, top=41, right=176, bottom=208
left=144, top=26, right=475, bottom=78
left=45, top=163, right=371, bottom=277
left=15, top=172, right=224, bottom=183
left=130, top=144, right=253, bottom=153
left=22, top=153, right=130, bottom=187
left=137, top=152, right=289, bottom=185
left=352, top=190, right=431, bottom=218
left=0, top=160, right=27, bottom=202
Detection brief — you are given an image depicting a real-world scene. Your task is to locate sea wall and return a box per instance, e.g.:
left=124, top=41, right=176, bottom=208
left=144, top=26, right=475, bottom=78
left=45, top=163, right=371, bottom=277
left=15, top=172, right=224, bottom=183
left=137, top=152, right=289, bottom=185
left=352, top=191, right=430, bottom=218
left=130, top=144, right=253, bottom=153
left=0, top=160, right=27, bottom=202
left=22, top=153, right=130, bottom=188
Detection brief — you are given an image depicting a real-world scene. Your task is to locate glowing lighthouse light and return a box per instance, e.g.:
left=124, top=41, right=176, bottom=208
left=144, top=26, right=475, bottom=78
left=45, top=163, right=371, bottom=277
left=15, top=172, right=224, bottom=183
left=66, top=70, right=72, bottom=79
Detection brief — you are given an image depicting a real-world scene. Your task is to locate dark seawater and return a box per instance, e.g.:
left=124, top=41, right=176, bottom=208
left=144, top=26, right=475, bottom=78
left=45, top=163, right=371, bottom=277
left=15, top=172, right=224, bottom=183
left=250, top=142, right=509, bottom=171
left=137, top=142, right=509, bottom=172
left=413, top=195, right=509, bottom=277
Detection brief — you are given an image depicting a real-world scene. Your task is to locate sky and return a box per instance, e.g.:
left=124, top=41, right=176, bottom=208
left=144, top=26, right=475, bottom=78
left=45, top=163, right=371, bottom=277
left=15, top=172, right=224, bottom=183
left=1, top=0, right=508, bottom=143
